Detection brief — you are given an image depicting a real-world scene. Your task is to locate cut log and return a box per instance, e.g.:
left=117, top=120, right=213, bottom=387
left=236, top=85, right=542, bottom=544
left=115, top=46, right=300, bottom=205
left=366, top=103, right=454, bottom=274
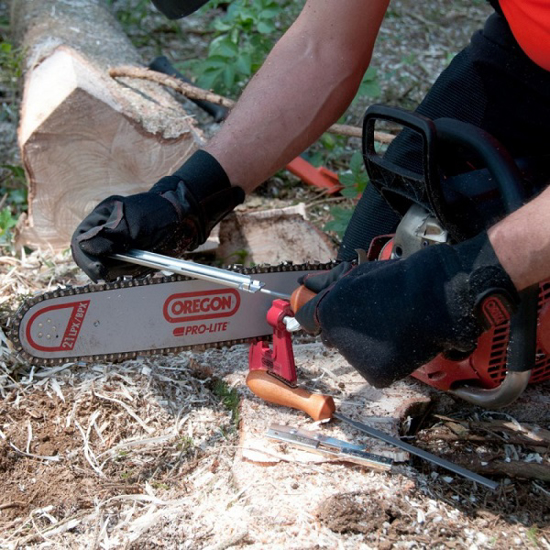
left=217, top=205, right=338, bottom=266
left=11, top=0, right=204, bottom=250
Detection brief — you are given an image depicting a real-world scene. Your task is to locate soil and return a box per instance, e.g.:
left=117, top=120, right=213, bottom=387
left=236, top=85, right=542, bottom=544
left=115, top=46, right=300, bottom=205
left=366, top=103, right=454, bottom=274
left=1, top=0, right=549, bottom=549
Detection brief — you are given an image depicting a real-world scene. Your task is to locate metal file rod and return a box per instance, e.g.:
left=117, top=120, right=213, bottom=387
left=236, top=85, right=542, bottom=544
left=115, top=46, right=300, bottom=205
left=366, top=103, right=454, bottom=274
left=334, top=412, right=499, bottom=490
left=112, top=249, right=291, bottom=300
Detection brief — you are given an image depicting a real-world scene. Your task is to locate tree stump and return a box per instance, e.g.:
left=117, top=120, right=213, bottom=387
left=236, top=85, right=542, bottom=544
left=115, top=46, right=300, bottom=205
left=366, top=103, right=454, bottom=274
left=217, top=205, right=338, bottom=265
left=11, top=0, right=204, bottom=250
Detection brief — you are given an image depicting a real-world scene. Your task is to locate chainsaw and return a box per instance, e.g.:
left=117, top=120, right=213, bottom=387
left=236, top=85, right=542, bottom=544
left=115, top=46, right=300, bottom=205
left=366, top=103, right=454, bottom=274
left=7, top=105, right=550, bottom=413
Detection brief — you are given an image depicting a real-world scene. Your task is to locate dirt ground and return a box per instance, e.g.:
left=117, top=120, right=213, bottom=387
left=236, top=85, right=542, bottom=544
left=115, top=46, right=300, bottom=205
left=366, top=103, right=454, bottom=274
left=1, top=0, right=549, bottom=548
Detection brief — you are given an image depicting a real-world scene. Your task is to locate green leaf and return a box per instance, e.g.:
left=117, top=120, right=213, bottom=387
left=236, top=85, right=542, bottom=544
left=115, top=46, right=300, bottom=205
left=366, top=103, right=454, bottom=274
left=257, top=20, right=276, bottom=34
left=213, top=19, right=232, bottom=32
left=1, top=164, right=25, bottom=181
left=323, top=206, right=354, bottom=237
left=197, top=68, right=224, bottom=90
left=201, top=56, right=230, bottom=69
left=341, top=187, right=360, bottom=199
left=210, top=37, right=239, bottom=58
left=339, top=172, right=356, bottom=187
left=319, top=133, right=336, bottom=151
left=0, top=207, right=17, bottom=237
left=260, top=7, right=281, bottom=19
left=355, top=67, right=381, bottom=99
left=349, top=151, right=364, bottom=174
left=223, top=65, right=236, bottom=88
left=235, top=53, right=252, bottom=76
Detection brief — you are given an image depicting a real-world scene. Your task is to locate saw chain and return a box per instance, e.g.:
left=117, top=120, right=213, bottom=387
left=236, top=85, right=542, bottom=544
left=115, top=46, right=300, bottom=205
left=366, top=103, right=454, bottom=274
left=8, top=261, right=333, bottom=366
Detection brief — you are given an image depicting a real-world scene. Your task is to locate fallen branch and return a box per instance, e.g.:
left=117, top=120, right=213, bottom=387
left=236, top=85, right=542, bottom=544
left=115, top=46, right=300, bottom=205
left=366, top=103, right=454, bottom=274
left=468, top=459, right=550, bottom=481
left=433, top=415, right=550, bottom=449
left=110, top=66, right=235, bottom=109
left=109, top=66, right=395, bottom=143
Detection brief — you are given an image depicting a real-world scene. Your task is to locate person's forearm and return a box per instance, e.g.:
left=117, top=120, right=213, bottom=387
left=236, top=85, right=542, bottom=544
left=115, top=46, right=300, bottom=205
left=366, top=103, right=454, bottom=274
left=488, top=185, right=550, bottom=290
left=205, top=0, right=390, bottom=193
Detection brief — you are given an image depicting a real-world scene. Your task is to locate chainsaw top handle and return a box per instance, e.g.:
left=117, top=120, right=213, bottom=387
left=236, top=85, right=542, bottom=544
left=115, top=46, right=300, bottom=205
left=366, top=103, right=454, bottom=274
left=362, top=104, right=529, bottom=242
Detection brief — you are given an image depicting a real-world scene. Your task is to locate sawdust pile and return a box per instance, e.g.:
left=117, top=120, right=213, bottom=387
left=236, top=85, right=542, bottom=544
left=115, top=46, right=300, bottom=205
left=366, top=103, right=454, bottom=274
left=0, top=251, right=549, bottom=549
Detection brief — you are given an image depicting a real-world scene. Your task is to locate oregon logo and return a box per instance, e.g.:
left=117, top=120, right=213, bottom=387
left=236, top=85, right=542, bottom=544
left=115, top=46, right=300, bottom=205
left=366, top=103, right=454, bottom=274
left=163, top=289, right=240, bottom=323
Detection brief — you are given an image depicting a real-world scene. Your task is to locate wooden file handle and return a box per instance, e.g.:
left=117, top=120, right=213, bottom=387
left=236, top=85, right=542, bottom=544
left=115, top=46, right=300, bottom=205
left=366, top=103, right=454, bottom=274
left=289, top=284, right=317, bottom=313
left=246, top=370, right=335, bottom=421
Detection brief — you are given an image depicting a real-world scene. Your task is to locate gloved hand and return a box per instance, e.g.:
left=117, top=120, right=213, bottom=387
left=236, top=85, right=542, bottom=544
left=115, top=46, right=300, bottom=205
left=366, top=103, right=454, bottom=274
left=295, top=232, right=519, bottom=388
left=71, top=150, right=245, bottom=282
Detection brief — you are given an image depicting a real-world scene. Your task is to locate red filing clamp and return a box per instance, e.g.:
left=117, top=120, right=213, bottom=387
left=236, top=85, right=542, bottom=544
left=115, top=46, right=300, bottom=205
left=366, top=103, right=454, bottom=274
left=246, top=299, right=336, bottom=421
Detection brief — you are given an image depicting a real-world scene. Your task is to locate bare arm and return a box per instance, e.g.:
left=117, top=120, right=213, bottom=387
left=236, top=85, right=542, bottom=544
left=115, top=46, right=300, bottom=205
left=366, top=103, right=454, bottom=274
left=205, top=0, right=390, bottom=192
left=489, top=186, right=550, bottom=290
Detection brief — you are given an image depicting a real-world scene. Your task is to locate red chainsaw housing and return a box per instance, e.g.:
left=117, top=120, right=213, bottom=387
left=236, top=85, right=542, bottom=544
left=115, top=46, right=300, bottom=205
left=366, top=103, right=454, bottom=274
left=413, top=280, right=550, bottom=390
left=373, top=238, right=550, bottom=391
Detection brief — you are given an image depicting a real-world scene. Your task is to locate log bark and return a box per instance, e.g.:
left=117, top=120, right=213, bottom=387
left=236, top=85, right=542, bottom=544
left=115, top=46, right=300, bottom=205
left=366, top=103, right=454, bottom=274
left=11, top=0, right=204, bottom=250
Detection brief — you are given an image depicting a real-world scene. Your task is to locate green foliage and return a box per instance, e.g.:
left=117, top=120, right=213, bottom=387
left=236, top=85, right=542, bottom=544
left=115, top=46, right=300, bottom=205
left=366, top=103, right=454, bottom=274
left=306, top=132, right=349, bottom=169
left=527, top=527, right=540, bottom=547
left=184, top=0, right=296, bottom=96
left=0, top=207, right=18, bottom=244
left=337, top=151, right=369, bottom=199
left=0, top=40, right=23, bottom=81
left=319, top=69, right=379, bottom=239
left=108, top=0, right=152, bottom=28
left=353, top=67, right=381, bottom=104
left=0, top=164, right=27, bottom=247
left=323, top=151, right=369, bottom=238
left=0, top=39, right=23, bottom=126
left=212, top=378, right=240, bottom=428
left=323, top=205, right=354, bottom=238
left=0, top=33, right=26, bottom=249
left=107, top=0, right=182, bottom=49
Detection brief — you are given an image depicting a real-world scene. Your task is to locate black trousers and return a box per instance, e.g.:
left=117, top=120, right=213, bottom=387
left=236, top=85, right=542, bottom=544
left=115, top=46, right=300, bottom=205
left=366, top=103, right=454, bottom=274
left=338, top=11, right=550, bottom=261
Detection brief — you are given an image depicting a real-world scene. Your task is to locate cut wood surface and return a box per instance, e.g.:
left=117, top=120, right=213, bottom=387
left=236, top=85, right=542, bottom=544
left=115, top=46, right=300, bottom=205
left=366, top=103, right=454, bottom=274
left=11, top=0, right=203, bottom=250
left=217, top=205, right=338, bottom=265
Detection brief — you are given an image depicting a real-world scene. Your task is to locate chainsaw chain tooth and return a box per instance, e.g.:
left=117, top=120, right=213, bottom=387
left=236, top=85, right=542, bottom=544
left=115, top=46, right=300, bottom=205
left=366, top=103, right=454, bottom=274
left=8, top=260, right=333, bottom=366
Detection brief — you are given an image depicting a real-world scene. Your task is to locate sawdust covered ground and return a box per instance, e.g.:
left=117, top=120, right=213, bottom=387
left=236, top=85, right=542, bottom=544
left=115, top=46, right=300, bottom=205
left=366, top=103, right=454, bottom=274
left=1, top=0, right=550, bottom=548
left=0, top=256, right=549, bottom=548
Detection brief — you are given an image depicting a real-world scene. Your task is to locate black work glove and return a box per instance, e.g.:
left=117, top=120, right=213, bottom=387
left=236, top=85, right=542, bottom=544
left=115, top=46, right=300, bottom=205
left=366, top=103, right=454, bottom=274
left=71, top=150, right=245, bottom=282
left=295, top=232, right=519, bottom=388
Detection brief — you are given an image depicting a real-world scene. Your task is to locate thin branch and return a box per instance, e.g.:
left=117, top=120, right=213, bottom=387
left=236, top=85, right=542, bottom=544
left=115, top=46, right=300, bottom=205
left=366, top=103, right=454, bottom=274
left=109, top=66, right=395, bottom=143
left=109, top=66, right=235, bottom=109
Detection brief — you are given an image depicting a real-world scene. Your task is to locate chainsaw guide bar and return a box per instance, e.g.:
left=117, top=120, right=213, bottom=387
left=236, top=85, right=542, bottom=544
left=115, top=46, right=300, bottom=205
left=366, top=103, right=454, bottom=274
left=9, top=262, right=334, bottom=366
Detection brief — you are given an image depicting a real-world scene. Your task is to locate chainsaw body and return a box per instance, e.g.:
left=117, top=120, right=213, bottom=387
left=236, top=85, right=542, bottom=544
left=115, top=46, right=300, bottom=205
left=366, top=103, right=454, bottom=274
left=250, top=106, right=549, bottom=409
left=376, top=227, right=550, bottom=394
left=362, top=105, right=550, bottom=404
